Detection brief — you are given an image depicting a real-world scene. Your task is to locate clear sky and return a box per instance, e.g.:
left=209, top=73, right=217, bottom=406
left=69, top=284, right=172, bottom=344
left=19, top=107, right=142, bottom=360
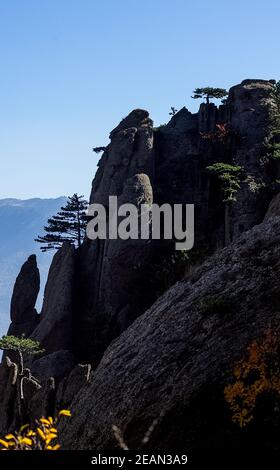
left=1, top=0, right=280, bottom=200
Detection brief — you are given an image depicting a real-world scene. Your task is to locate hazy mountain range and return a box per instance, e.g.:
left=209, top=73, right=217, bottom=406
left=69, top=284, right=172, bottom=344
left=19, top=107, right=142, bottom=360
left=0, top=197, right=66, bottom=336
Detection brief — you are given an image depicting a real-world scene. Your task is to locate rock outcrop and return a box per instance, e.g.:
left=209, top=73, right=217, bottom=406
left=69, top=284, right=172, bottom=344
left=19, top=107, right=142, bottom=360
left=264, top=192, right=280, bottom=220
left=7, top=254, right=40, bottom=337
left=61, top=215, right=280, bottom=451
left=74, top=111, right=155, bottom=363
left=31, top=242, right=75, bottom=354
left=0, top=357, right=18, bottom=434
left=73, top=79, right=279, bottom=364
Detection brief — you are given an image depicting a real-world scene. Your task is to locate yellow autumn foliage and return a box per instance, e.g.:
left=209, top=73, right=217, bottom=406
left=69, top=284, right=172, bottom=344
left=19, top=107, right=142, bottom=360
left=0, top=410, right=71, bottom=451
left=224, top=326, right=280, bottom=428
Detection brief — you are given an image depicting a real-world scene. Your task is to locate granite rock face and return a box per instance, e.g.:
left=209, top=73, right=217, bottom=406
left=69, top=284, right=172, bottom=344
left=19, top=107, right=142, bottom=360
left=73, top=79, right=279, bottom=364
left=7, top=255, right=40, bottom=337
left=10, top=254, right=40, bottom=324
left=264, top=192, right=280, bottom=220
left=0, top=358, right=18, bottom=434
left=90, top=109, right=154, bottom=206
left=74, top=110, right=155, bottom=363
left=31, top=242, right=75, bottom=354
left=61, top=216, right=280, bottom=451
left=55, top=364, right=91, bottom=412
left=31, top=350, right=75, bottom=384
left=227, top=79, right=277, bottom=239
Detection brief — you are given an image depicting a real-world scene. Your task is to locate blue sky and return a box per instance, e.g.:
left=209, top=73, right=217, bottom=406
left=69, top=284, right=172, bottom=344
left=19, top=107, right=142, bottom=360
left=1, top=0, right=280, bottom=200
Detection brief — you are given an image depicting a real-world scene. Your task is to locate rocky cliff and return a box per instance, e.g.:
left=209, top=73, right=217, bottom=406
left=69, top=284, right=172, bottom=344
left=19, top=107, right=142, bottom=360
left=1, top=79, right=280, bottom=452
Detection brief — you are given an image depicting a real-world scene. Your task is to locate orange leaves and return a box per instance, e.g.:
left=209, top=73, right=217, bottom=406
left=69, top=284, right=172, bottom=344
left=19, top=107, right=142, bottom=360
left=200, top=123, right=231, bottom=143
left=224, top=326, right=280, bottom=428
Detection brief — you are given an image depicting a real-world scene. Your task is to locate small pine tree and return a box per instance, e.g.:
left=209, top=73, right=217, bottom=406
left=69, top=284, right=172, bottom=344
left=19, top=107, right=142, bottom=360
left=206, top=163, right=243, bottom=203
left=169, top=107, right=178, bottom=116
left=192, top=87, right=228, bottom=104
left=93, top=146, right=107, bottom=154
left=0, top=335, right=44, bottom=375
left=35, top=194, right=88, bottom=252
left=206, top=163, right=243, bottom=245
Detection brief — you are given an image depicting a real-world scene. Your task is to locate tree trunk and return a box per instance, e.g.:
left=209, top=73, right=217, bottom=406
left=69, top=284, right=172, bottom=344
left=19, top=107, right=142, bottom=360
left=18, top=350, right=24, bottom=375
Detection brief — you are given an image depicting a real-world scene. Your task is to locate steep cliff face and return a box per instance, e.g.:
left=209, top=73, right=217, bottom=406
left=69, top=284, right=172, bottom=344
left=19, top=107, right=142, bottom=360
left=1, top=79, right=280, bottom=445
left=61, top=215, right=280, bottom=451
left=73, top=79, right=278, bottom=364
left=31, top=242, right=75, bottom=354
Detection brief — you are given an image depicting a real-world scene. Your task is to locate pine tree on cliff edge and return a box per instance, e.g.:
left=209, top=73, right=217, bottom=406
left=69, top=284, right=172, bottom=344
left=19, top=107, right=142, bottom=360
left=192, top=87, right=228, bottom=104
left=35, top=194, right=88, bottom=252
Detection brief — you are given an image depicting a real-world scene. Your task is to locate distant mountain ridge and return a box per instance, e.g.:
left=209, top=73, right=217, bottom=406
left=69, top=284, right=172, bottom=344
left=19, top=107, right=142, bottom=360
left=0, top=197, right=67, bottom=335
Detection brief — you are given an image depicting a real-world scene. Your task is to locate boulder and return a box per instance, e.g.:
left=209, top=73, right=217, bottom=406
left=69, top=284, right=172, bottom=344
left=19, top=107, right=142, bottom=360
left=10, top=254, right=40, bottom=324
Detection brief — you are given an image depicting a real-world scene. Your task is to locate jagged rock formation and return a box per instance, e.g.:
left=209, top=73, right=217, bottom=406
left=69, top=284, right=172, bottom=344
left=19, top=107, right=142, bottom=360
left=73, top=79, right=278, bottom=364
left=7, top=255, right=40, bottom=337
left=1, top=79, right=280, bottom=451
left=61, top=215, right=280, bottom=451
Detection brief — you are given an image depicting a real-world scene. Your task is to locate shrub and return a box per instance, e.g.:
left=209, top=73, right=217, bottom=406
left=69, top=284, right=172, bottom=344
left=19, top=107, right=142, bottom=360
left=224, top=324, right=280, bottom=428
left=206, top=163, right=243, bottom=203
left=0, top=410, right=71, bottom=450
left=0, top=335, right=44, bottom=375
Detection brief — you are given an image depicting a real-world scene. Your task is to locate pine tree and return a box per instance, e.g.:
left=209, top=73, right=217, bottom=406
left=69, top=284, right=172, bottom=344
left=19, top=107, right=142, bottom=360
left=192, top=87, right=228, bottom=104
left=206, top=163, right=243, bottom=246
left=35, top=194, right=88, bottom=252
left=0, top=335, right=44, bottom=375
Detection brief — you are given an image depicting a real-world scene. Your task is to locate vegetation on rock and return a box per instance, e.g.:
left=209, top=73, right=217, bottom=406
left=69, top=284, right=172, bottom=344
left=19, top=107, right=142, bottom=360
left=192, top=87, right=228, bottom=104
left=0, top=410, right=71, bottom=450
left=262, top=80, right=280, bottom=162
left=200, top=123, right=231, bottom=143
left=206, top=163, right=243, bottom=245
left=35, top=193, right=88, bottom=251
left=0, top=335, right=44, bottom=375
left=206, top=163, right=243, bottom=203
left=169, top=107, right=178, bottom=116
left=93, top=146, right=107, bottom=154
left=224, top=325, right=280, bottom=428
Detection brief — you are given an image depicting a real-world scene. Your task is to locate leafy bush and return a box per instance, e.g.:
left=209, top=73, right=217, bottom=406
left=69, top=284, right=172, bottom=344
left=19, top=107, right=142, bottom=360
left=224, top=324, right=280, bottom=428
